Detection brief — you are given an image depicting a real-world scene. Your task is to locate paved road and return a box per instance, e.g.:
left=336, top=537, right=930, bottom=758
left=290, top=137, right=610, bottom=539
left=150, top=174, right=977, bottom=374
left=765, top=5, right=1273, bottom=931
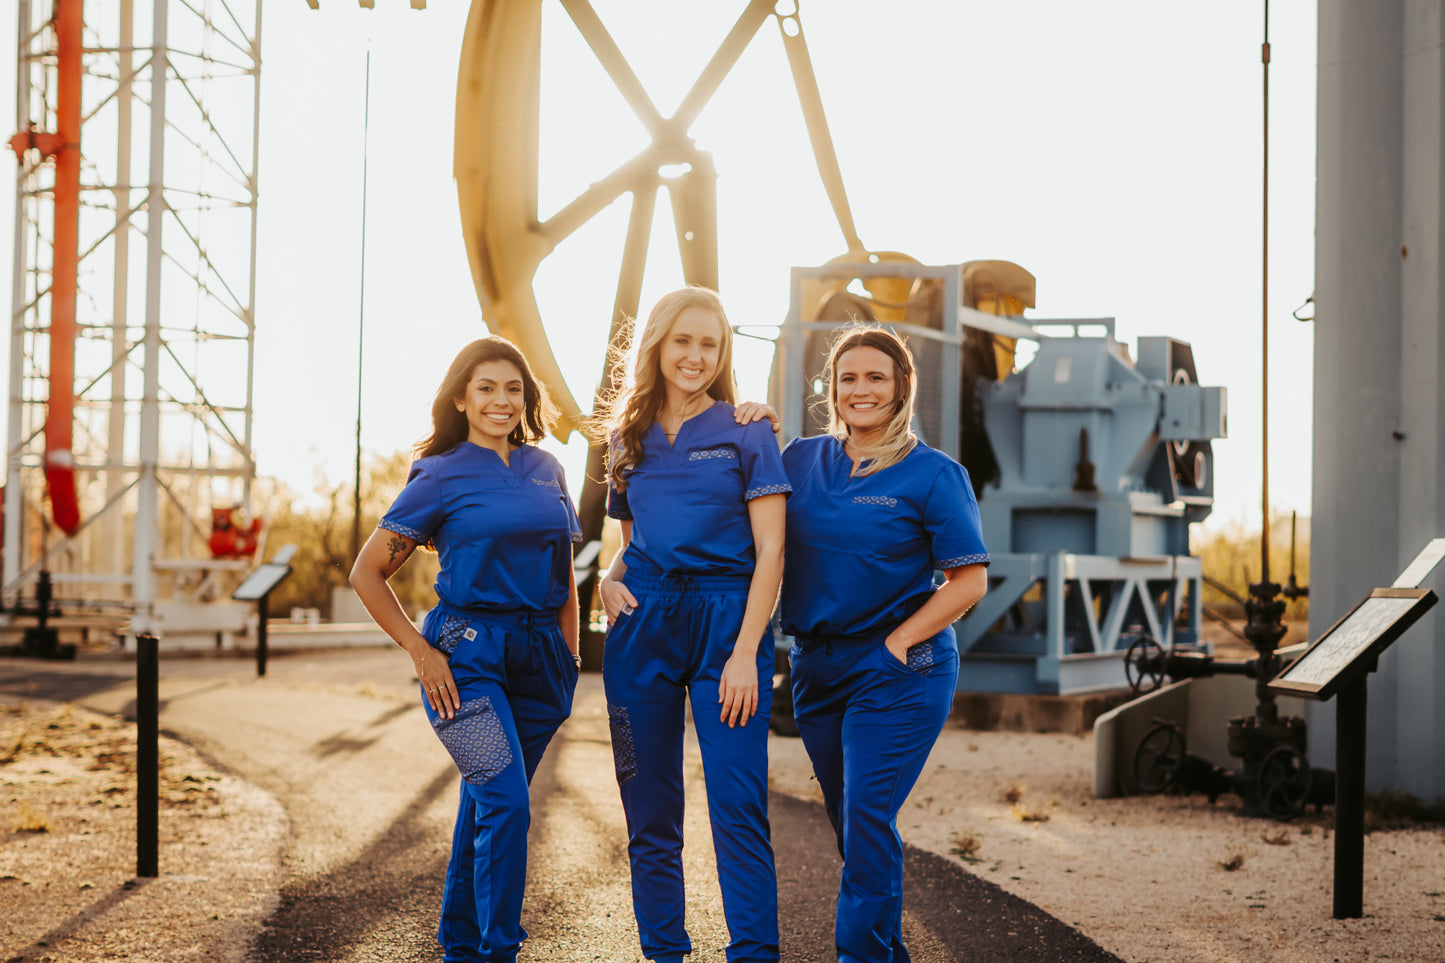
left=1, top=650, right=1120, bottom=962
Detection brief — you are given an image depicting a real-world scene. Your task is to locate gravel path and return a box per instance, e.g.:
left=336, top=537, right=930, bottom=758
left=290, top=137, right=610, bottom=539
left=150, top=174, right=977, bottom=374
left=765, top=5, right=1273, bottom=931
left=3, top=650, right=1444, bottom=962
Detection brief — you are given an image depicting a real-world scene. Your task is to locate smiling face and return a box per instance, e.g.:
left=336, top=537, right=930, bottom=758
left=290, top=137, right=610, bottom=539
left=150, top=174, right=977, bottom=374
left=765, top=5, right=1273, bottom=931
left=454, top=359, right=525, bottom=451
left=834, top=344, right=899, bottom=442
left=657, top=305, right=723, bottom=402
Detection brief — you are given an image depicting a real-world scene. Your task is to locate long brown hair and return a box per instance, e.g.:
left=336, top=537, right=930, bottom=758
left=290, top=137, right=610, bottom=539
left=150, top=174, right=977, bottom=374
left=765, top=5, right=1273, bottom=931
left=824, top=324, right=917, bottom=475
left=595, top=286, right=737, bottom=491
left=416, top=336, right=558, bottom=459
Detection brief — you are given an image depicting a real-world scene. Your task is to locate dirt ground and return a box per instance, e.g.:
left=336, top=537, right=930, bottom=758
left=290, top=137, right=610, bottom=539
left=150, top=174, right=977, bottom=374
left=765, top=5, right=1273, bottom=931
left=4, top=668, right=1445, bottom=963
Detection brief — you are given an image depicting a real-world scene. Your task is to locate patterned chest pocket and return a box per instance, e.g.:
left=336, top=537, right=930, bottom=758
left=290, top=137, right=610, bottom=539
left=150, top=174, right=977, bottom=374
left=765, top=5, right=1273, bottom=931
left=689, top=447, right=738, bottom=463
left=852, top=495, right=899, bottom=507
left=432, top=696, right=514, bottom=785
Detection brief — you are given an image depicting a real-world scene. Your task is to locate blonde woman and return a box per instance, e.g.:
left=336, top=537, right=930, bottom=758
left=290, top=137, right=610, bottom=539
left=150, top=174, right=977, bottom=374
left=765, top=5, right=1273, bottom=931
left=780, top=326, right=988, bottom=963
left=597, top=286, right=788, bottom=963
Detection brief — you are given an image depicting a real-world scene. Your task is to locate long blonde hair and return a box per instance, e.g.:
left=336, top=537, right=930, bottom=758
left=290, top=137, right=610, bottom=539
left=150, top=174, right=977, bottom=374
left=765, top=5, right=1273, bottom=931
left=824, top=325, right=917, bottom=475
left=596, top=286, right=738, bottom=491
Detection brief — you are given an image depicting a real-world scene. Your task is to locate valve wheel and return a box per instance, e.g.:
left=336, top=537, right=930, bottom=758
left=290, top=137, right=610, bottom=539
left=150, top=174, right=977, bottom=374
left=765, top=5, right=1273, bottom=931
left=1124, top=634, right=1166, bottom=694
left=1132, top=721, right=1185, bottom=794
left=455, top=0, right=865, bottom=436
left=1258, top=746, right=1312, bottom=821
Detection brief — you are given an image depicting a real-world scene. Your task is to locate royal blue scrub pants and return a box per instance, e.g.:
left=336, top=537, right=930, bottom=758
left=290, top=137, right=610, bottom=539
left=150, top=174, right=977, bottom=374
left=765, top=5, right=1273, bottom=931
left=421, top=604, right=579, bottom=963
left=602, top=571, right=780, bottom=963
left=790, top=626, right=959, bottom=963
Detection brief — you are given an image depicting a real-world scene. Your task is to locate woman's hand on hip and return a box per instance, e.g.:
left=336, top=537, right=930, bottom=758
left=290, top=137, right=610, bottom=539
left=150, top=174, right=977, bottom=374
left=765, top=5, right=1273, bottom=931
left=413, top=646, right=459, bottom=720
left=599, top=577, right=639, bottom=622
left=718, top=650, right=759, bottom=728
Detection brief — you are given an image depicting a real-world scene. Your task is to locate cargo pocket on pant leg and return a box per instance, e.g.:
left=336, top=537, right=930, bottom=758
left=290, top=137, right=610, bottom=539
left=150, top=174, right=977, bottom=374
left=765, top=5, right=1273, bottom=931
left=607, top=704, right=638, bottom=787
left=432, top=696, right=514, bottom=785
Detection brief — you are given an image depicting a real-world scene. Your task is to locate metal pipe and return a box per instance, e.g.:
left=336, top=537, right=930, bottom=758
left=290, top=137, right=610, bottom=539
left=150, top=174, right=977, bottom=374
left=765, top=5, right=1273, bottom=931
left=352, top=48, right=371, bottom=565
left=43, top=0, right=83, bottom=537
left=1259, top=0, right=1271, bottom=586
left=6, top=0, right=35, bottom=598
left=134, top=0, right=170, bottom=633
left=108, top=0, right=135, bottom=579
left=135, top=632, right=158, bottom=877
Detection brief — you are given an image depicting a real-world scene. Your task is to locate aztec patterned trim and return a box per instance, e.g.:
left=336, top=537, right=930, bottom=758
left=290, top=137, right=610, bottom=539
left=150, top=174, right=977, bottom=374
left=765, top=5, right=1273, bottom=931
left=609, top=506, right=634, bottom=521
left=571, top=531, right=584, bottom=543
left=906, top=641, right=935, bottom=673
left=378, top=520, right=428, bottom=542
left=437, top=615, right=469, bottom=656
left=608, top=704, right=639, bottom=787
left=937, top=552, right=990, bottom=568
left=852, top=495, right=898, bottom=507
left=529, top=477, right=561, bottom=489
left=689, top=447, right=737, bottom=461
left=745, top=483, right=792, bottom=500
left=432, top=696, right=513, bottom=786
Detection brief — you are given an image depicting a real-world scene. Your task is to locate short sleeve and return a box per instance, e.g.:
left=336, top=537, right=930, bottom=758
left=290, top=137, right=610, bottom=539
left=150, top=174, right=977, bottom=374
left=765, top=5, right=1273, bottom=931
left=738, top=420, right=792, bottom=501
left=924, top=460, right=990, bottom=569
left=378, top=459, right=444, bottom=544
left=606, top=440, right=632, bottom=521
left=557, top=466, right=584, bottom=543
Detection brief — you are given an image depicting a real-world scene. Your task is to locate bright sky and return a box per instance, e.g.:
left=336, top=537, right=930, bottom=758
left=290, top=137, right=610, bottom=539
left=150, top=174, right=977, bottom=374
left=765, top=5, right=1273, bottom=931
left=0, top=0, right=1317, bottom=534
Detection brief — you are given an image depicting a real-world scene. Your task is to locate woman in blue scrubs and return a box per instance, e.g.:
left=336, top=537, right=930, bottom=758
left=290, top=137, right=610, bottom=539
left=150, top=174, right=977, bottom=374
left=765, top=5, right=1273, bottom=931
left=781, top=326, right=988, bottom=963
left=596, top=286, right=788, bottom=963
left=350, top=336, right=581, bottom=963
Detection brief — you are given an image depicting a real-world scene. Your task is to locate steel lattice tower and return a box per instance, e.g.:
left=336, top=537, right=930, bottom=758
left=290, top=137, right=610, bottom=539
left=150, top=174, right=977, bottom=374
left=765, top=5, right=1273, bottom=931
left=7, top=0, right=262, bottom=639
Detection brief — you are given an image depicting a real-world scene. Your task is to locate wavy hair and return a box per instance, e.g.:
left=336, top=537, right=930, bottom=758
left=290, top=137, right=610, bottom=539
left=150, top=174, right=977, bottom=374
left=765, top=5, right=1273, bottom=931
left=415, top=336, right=559, bottom=459
left=593, top=286, right=737, bottom=491
left=823, top=324, right=917, bottom=475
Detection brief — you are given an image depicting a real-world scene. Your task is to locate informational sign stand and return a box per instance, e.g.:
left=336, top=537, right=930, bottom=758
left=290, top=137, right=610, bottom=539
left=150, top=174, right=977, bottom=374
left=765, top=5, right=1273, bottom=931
left=232, top=547, right=296, bottom=677
left=1268, top=538, right=1444, bottom=919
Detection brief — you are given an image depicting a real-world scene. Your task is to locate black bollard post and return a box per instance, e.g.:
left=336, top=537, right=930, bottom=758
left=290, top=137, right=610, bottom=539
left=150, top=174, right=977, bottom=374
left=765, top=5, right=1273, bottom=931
left=136, top=634, right=159, bottom=878
left=1333, top=674, right=1367, bottom=919
left=256, top=594, right=269, bottom=677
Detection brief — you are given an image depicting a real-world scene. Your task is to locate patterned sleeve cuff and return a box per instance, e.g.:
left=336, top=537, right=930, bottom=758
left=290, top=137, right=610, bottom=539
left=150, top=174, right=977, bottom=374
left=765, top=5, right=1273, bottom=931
left=378, top=519, right=428, bottom=542
left=937, top=552, right=990, bottom=569
left=571, top=531, right=584, bottom=543
left=745, top=483, right=792, bottom=500
left=607, top=508, right=633, bottom=521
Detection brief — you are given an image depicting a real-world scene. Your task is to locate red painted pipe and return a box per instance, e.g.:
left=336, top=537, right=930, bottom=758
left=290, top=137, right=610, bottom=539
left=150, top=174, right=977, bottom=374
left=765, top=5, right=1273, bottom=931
left=45, top=0, right=82, bottom=536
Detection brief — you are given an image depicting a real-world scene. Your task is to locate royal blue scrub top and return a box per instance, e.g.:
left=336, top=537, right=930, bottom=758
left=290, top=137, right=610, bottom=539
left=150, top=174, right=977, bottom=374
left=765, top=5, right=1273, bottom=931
left=379, top=442, right=582, bottom=612
left=607, top=402, right=791, bottom=578
left=780, top=434, right=989, bottom=639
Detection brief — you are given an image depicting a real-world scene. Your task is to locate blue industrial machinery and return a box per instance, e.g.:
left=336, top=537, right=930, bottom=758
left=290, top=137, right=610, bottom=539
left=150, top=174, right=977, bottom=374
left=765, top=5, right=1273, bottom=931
left=773, top=258, right=1227, bottom=695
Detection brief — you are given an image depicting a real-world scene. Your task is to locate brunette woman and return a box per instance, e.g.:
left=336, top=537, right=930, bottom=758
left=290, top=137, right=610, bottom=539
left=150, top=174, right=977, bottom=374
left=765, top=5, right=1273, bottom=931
left=350, top=336, right=581, bottom=963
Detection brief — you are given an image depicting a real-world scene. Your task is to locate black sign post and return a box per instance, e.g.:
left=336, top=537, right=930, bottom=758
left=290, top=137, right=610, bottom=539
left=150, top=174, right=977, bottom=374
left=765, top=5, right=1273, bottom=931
left=232, top=558, right=294, bottom=677
left=136, top=633, right=159, bottom=878
left=1268, top=586, right=1437, bottom=919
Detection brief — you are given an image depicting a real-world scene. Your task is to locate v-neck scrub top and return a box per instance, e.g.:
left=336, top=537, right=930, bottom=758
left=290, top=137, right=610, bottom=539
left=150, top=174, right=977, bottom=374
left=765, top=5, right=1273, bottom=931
left=780, top=435, right=989, bottom=640
left=607, top=402, right=791, bottom=577
left=379, top=443, right=582, bottom=612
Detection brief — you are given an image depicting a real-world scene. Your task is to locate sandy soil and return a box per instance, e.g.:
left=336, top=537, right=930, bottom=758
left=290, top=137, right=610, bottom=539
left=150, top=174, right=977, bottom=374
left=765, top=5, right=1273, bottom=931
left=5, top=684, right=1445, bottom=962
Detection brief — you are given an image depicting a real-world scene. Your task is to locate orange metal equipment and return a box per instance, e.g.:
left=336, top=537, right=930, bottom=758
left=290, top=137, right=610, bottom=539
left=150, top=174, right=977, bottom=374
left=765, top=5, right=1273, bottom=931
left=8, top=0, right=84, bottom=536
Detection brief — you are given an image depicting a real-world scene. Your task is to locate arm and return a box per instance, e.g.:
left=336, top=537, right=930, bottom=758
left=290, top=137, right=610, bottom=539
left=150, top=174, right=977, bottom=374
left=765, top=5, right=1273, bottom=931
left=884, top=563, right=988, bottom=664
left=560, top=565, right=580, bottom=662
left=718, top=492, right=786, bottom=727
left=349, top=528, right=459, bottom=719
left=597, top=520, right=639, bottom=620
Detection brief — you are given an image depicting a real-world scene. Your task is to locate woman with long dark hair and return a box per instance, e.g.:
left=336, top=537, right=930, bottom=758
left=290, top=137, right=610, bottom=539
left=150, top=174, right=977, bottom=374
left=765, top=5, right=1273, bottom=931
left=780, top=325, right=988, bottom=963
left=596, top=286, right=788, bottom=963
left=350, top=335, right=581, bottom=963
